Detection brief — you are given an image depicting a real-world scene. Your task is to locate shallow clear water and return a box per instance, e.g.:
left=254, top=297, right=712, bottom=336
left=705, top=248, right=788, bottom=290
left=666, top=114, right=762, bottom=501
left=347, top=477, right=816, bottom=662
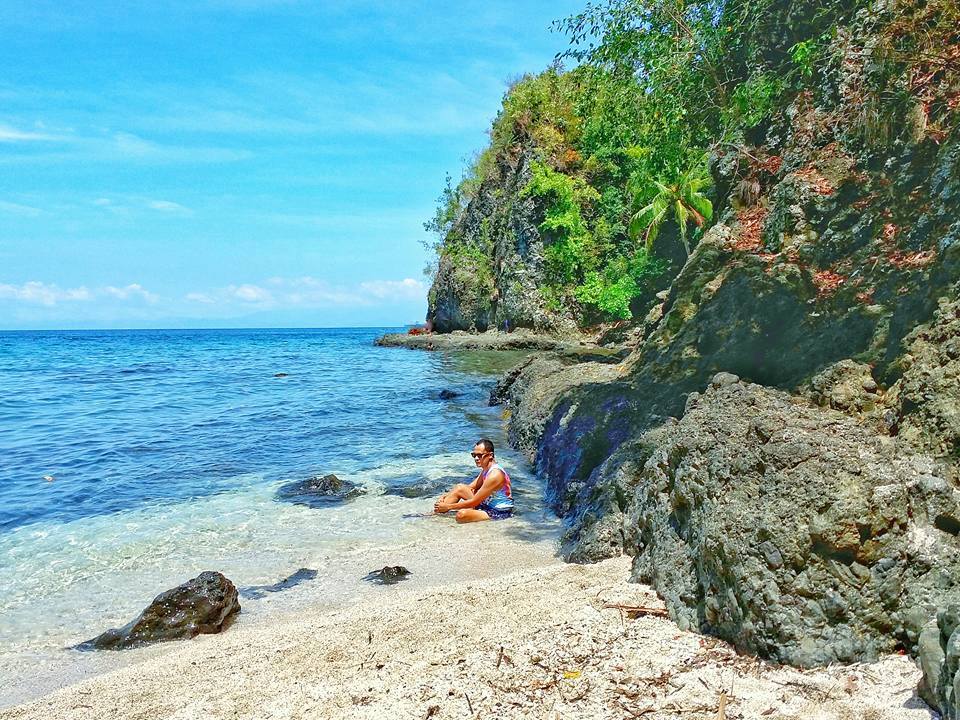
left=0, top=329, right=559, bottom=706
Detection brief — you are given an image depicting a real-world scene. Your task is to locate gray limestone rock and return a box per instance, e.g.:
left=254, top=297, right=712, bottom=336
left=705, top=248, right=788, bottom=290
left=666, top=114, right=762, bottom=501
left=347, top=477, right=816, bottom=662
left=617, top=381, right=960, bottom=666
left=919, top=605, right=960, bottom=719
left=885, top=288, right=960, bottom=459
left=803, top=359, right=880, bottom=415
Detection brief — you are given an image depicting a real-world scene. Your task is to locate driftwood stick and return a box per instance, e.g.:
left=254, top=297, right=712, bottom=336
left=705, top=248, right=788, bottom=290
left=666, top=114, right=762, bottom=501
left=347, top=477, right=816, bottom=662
left=602, top=603, right=669, bottom=618
left=496, top=645, right=505, bottom=669
left=716, top=691, right=728, bottom=720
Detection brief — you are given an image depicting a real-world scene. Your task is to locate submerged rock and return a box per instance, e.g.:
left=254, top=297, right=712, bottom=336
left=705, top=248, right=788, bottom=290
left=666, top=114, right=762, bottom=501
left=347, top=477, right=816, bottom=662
left=364, top=566, right=411, bottom=585
left=76, top=571, right=239, bottom=651
left=239, top=568, right=318, bottom=600
left=438, top=389, right=461, bottom=400
left=382, top=475, right=456, bottom=499
left=275, top=474, right=364, bottom=508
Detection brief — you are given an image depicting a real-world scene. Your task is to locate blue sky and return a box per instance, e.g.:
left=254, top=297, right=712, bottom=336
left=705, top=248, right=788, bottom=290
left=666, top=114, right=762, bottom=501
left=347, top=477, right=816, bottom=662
left=0, top=0, right=582, bottom=329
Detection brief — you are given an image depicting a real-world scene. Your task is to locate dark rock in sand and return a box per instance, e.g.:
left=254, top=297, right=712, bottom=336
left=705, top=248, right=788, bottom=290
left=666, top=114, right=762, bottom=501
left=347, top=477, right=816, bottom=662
left=364, top=566, right=411, bottom=585
left=76, top=571, right=239, bottom=651
left=239, top=568, right=318, bottom=600
left=438, top=389, right=461, bottom=400
left=918, top=604, right=960, bottom=719
left=276, top=474, right=364, bottom=508
left=383, top=475, right=456, bottom=499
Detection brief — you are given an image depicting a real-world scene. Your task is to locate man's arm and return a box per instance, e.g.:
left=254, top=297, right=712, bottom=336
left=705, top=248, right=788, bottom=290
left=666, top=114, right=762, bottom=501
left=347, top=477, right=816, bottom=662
left=447, top=468, right=504, bottom=510
left=468, top=471, right=484, bottom=493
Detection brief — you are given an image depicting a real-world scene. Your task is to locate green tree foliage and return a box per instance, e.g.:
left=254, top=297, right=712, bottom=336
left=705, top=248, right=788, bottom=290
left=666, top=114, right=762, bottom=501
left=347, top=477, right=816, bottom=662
left=424, top=0, right=881, bottom=325
left=630, top=163, right=713, bottom=257
left=575, top=250, right=666, bottom=320
left=521, top=161, right=600, bottom=286
left=421, top=173, right=467, bottom=277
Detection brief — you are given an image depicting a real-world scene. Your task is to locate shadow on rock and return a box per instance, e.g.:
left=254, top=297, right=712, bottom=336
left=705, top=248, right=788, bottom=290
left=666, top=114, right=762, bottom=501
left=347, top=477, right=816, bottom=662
left=239, top=568, right=318, bottom=600
left=275, top=473, right=364, bottom=508
left=75, top=571, right=239, bottom=651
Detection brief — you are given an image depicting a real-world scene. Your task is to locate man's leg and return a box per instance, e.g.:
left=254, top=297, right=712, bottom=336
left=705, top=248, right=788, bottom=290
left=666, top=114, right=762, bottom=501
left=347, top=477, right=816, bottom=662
left=456, top=508, right=490, bottom=523
left=438, top=484, right=473, bottom=505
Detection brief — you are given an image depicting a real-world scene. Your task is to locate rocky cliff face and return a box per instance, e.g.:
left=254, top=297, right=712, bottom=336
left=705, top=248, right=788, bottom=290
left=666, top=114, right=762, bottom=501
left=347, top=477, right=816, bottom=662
left=427, top=144, right=578, bottom=334
left=621, top=377, right=959, bottom=667
left=484, top=0, right=960, bottom=682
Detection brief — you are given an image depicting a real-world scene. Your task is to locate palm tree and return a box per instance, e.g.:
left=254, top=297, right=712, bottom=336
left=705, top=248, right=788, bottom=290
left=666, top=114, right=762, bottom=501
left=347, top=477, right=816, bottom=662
left=629, top=165, right=713, bottom=257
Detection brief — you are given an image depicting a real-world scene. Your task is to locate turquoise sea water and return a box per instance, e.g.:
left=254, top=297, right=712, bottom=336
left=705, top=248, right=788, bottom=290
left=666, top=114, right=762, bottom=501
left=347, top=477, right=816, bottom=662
left=0, top=328, right=559, bottom=706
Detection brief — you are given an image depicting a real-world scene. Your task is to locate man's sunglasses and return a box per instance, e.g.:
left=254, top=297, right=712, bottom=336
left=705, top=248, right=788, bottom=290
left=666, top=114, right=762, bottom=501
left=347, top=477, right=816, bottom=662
left=470, top=452, right=491, bottom=459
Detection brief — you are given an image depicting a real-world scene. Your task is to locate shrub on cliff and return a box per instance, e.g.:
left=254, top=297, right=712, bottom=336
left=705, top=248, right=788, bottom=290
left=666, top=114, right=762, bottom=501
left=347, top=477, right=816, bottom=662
left=424, top=0, right=958, bottom=331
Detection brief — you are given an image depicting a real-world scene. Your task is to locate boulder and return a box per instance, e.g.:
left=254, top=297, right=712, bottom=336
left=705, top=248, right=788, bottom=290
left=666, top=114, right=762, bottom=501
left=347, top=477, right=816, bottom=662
left=595, top=380, right=960, bottom=666
left=918, top=605, right=960, bottom=719
left=239, top=568, right=318, bottom=600
left=76, top=571, right=239, bottom=650
left=275, top=474, right=364, bottom=508
left=364, top=566, right=411, bottom=585
left=803, top=360, right=879, bottom=415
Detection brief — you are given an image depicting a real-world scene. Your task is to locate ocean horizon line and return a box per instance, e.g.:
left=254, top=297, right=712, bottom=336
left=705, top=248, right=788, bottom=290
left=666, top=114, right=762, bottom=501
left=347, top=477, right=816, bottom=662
left=0, top=324, right=424, bottom=334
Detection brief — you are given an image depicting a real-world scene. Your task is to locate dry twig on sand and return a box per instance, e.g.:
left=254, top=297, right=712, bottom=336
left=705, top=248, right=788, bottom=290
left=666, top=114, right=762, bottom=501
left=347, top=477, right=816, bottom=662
left=602, top=603, right=669, bottom=618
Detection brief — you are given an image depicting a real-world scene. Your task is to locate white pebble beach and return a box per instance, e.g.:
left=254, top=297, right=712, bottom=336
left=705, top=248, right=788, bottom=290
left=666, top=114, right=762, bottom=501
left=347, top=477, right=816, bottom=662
left=0, top=557, right=932, bottom=720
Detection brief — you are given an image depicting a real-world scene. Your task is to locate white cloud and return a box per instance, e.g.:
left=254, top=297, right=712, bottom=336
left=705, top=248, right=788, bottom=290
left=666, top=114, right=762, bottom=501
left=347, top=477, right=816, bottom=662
left=185, top=292, right=215, bottom=304
left=184, top=276, right=426, bottom=311
left=147, top=199, right=191, bottom=214
left=230, top=284, right=273, bottom=303
left=110, top=132, right=251, bottom=163
left=0, top=130, right=252, bottom=166
left=0, top=124, right=60, bottom=143
left=103, top=283, right=159, bottom=303
left=0, top=281, right=160, bottom=307
left=359, top=277, right=425, bottom=300
left=0, top=281, right=92, bottom=306
left=265, top=276, right=360, bottom=305
left=0, top=200, right=42, bottom=217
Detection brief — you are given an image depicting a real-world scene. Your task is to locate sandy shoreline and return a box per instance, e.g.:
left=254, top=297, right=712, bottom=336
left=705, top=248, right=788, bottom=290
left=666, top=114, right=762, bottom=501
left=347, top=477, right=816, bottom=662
left=2, top=556, right=932, bottom=720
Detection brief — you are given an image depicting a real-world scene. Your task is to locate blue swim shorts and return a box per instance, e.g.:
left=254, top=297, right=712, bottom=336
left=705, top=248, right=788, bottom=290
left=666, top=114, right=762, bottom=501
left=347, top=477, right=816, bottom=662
left=479, top=505, right=514, bottom=520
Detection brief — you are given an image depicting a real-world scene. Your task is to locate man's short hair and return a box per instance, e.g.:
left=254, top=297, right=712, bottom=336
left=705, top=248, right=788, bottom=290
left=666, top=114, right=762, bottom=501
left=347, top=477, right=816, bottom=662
left=476, top=438, right=495, bottom=454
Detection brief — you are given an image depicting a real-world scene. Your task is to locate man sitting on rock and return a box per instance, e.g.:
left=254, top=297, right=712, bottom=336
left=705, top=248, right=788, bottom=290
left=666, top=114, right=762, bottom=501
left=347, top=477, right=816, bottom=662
left=433, top=438, right=514, bottom=522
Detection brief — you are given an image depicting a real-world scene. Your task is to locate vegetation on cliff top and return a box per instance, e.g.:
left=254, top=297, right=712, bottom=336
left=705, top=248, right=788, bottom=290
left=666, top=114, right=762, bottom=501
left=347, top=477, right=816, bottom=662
left=426, top=0, right=959, bottom=326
